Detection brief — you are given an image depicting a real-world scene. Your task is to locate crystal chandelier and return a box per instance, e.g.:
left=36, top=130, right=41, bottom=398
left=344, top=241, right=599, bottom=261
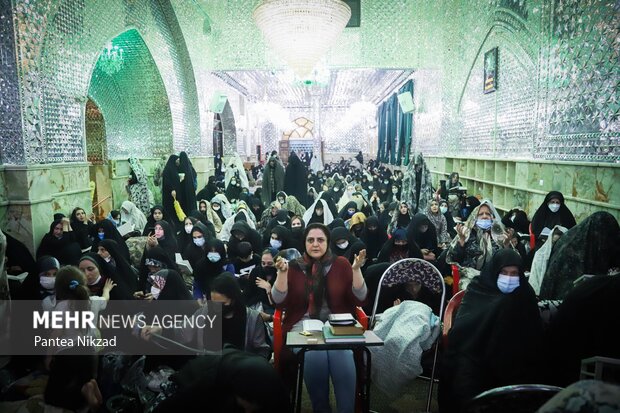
left=253, top=0, right=351, bottom=79
left=99, top=42, right=124, bottom=76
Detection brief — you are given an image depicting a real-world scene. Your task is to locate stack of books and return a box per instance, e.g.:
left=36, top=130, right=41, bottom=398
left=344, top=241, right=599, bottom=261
left=323, top=313, right=365, bottom=343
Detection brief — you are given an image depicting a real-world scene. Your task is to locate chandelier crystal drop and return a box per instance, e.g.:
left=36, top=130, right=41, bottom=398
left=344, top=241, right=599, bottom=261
left=99, top=42, right=125, bottom=76
left=253, top=0, right=351, bottom=79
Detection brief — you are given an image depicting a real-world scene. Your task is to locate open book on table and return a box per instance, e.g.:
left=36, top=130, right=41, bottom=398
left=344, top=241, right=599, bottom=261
left=301, top=318, right=365, bottom=340
left=302, top=319, right=326, bottom=333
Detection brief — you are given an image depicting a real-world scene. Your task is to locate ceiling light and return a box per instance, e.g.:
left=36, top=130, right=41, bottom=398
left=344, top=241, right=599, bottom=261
left=253, top=0, right=351, bottom=78
left=99, top=42, right=124, bottom=76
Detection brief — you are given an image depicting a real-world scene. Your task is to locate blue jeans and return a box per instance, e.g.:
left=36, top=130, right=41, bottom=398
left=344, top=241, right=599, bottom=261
left=303, top=349, right=356, bottom=413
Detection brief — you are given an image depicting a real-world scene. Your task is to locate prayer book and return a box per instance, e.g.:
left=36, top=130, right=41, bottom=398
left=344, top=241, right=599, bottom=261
left=330, top=321, right=365, bottom=336
left=117, top=222, right=135, bottom=237
left=302, top=319, right=325, bottom=332
left=328, top=313, right=356, bottom=326
left=322, top=326, right=365, bottom=343
left=175, top=253, right=193, bottom=274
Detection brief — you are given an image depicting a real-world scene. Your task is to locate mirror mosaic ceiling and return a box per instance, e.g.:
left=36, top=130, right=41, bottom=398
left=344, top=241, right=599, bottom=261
left=0, top=0, right=617, bottom=164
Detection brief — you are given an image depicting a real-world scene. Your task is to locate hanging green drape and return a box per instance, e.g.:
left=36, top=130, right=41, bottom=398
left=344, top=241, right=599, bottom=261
left=386, top=93, right=399, bottom=165
left=377, top=101, right=388, bottom=163
left=397, top=80, right=414, bottom=166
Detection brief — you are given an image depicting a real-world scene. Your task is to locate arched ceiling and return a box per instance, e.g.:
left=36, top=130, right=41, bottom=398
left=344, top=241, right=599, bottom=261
left=88, top=29, right=173, bottom=159
left=168, top=0, right=447, bottom=72
left=213, top=69, right=413, bottom=109
left=167, top=1, right=424, bottom=131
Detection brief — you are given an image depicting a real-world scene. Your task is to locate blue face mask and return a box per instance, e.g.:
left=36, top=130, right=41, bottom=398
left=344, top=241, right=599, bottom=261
left=476, top=219, right=493, bottom=230
left=97, top=233, right=105, bottom=240
left=207, top=252, right=221, bottom=263
left=497, top=274, right=520, bottom=293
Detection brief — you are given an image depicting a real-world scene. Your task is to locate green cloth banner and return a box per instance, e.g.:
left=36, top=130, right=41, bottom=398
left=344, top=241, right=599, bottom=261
left=377, top=101, right=387, bottom=163
left=387, top=93, right=398, bottom=165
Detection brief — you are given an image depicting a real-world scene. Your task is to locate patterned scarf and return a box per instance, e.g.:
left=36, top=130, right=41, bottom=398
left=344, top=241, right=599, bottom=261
left=293, top=252, right=335, bottom=319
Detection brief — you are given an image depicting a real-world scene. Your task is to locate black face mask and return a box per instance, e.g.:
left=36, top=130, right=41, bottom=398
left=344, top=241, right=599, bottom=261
left=222, top=303, right=234, bottom=316
left=262, top=266, right=277, bottom=279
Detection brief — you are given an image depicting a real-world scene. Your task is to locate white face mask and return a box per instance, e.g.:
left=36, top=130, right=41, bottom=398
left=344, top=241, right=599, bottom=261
left=40, top=276, right=55, bottom=290
left=548, top=203, right=560, bottom=213
left=497, top=274, right=520, bottom=294
left=88, top=275, right=102, bottom=286
left=277, top=220, right=286, bottom=225
left=193, top=237, right=205, bottom=247
left=270, top=239, right=282, bottom=249
left=213, top=205, right=221, bottom=211
left=150, top=286, right=161, bottom=300
left=207, top=252, right=221, bottom=262
left=476, top=219, right=493, bottom=230
left=440, top=206, right=448, bottom=214
left=185, top=225, right=193, bottom=234
left=337, top=241, right=349, bottom=250
left=316, top=209, right=324, bottom=216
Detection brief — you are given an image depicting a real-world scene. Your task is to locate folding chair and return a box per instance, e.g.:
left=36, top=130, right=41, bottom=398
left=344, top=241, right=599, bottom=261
left=442, top=289, right=465, bottom=349
left=369, top=258, right=446, bottom=412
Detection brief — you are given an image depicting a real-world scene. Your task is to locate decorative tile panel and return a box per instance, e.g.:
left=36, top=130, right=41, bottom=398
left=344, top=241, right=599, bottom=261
left=9, top=0, right=200, bottom=164
left=0, top=1, right=24, bottom=164
left=537, top=0, right=620, bottom=161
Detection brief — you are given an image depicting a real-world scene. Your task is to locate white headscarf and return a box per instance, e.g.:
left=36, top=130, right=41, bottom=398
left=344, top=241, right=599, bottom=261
left=224, top=154, right=249, bottom=189
left=303, top=198, right=334, bottom=226
left=528, top=225, right=568, bottom=295
left=120, top=200, right=148, bottom=233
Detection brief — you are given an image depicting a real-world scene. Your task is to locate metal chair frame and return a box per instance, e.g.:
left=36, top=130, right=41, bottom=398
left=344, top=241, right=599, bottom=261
left=369, top=258, right=446, bottom=412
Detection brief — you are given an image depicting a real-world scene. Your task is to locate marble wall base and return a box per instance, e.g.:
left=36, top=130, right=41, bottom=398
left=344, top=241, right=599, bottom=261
left=0, top=157, right=214, bottom=256
left=426, top=156, right=620, bottom=224
left=0, top=163, right=91, bottom=256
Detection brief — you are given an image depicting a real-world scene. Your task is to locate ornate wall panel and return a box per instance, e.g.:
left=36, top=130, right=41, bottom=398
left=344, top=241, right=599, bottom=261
left=457, top=29, right=537, bottom=158
left=0, top=1, right=24, bottom=165
left=260, top=122, right=279, bottom=157
left=9, top=0, right=200, bottom=164
left=537, top=0, right=620, bottom=161
left=410, top=70, right=444, bottom=157
left=416, top=0, right=618, bottom=163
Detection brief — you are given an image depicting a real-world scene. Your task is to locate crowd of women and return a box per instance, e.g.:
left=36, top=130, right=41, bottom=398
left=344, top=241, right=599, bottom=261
left=0, top=150, right=618, bottom=413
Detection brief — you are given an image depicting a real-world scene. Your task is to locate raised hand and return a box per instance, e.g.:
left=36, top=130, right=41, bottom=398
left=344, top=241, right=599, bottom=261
left=103, top=278, right=116, bottom=294
left=274, top=256, right=289, bottom=274
left=352, top=249, right=367, bottom=271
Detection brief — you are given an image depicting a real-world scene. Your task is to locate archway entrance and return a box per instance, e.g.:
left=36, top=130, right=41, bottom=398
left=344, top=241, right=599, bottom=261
left=86, top=28, right=173, bottom=213
left=85, top=98, right=112, bottom=219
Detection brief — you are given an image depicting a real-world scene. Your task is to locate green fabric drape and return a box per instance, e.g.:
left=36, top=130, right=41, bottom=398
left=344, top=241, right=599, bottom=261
left=387, top=93, right=398, bottom=165
left=397, top=80, right=414, bottom=166
left=377, top=101, right=387, bottom=163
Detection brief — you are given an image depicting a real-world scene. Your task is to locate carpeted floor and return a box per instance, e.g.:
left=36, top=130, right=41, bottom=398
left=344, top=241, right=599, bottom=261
left=299, top=377, right=439, bottom=413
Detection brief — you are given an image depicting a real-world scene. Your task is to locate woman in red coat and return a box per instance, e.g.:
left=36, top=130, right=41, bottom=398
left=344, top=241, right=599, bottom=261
left=272, top=223, right=367, bottom=413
